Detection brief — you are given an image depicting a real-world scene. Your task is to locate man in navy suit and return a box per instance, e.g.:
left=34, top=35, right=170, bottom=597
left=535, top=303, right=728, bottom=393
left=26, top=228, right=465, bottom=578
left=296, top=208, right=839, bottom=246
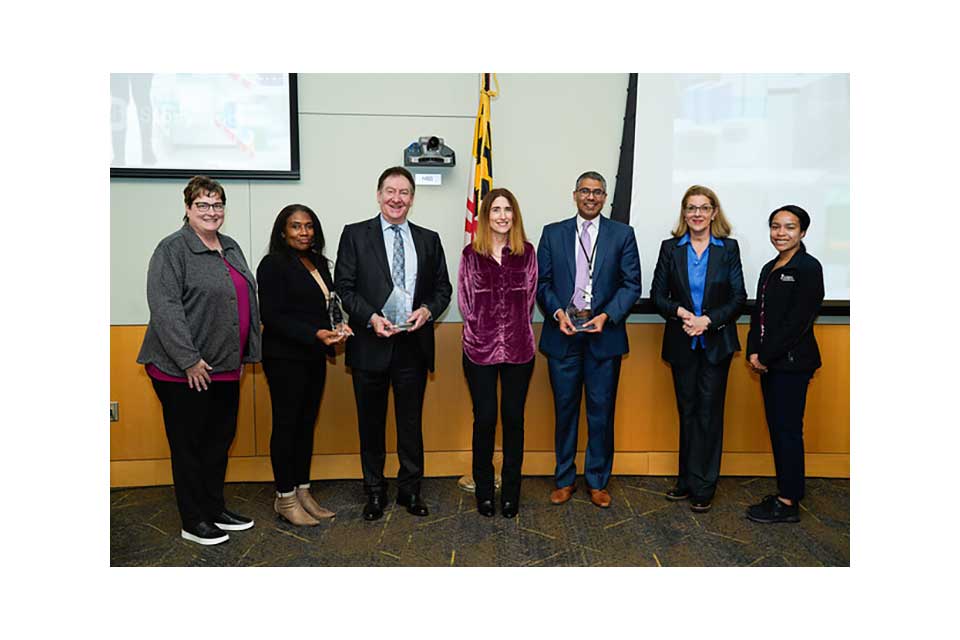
left=536, top=171, right=641, bottom=508
left=335, top=166, right=452, bottom=521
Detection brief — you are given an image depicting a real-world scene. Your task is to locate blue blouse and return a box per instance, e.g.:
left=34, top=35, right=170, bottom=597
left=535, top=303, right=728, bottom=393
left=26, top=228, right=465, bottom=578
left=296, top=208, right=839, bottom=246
left=677, top=233, right=724, bottom=349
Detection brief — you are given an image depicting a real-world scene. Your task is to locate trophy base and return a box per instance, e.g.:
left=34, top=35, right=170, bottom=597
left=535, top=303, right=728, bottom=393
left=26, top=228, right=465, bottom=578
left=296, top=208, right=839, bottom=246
left=566, top=307, right=594, bottom=332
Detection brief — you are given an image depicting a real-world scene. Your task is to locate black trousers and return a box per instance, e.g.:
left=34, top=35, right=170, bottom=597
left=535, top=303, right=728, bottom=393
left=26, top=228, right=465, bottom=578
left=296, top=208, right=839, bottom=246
left=351, top=333, right=427, bottom=496
left=462, top=354, right=535, bottom=504
left=151, top=379, right=240, bottom=529
left=670, top=350, right=732, bottom=501
left=263, top=357, right=327, bottom=493
left=761, top=370, right=813, bottom=502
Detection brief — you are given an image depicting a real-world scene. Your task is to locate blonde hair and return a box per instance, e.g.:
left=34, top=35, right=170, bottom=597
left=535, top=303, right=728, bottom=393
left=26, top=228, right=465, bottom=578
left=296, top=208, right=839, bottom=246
left=473, top=188, right=528, bottom=256
left=672, top=185, right=732, bottom=238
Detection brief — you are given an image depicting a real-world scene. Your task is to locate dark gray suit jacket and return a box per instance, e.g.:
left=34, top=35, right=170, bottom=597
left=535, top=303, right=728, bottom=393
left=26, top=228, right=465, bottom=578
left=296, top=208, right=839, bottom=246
left=334, top=215, right=452, bottom=372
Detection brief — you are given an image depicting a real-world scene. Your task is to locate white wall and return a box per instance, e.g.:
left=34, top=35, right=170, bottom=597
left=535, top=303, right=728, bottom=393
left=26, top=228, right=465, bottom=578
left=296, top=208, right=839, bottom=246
left=110, top=73, right=628, bottom=325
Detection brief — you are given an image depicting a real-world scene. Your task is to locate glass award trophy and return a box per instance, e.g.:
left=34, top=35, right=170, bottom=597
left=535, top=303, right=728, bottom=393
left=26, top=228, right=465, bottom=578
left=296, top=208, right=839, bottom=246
left=565, top=286, right=594, bottom=332
left=383, top=287, right=414, bottom=331
left=327, top=291, right=347, bottom=335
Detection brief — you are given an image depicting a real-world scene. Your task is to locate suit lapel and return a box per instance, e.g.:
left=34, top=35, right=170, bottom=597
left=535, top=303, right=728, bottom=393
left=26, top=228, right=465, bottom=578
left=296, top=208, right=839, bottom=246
left=561, top=216, right=578, bottom=287
left=410, top=222, right=428, bottom=301
left=591, top=216, right=611, bottom=283
left=673, top=242, right=694, bottom=309
left=366, top=215, right=393, bottom=287
left=703, top=240, right=723, bottom=303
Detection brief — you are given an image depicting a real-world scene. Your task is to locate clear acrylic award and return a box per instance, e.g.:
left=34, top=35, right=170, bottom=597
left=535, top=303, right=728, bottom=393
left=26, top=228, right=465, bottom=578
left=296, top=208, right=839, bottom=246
left=565, top=286, right=594, bottom=332
left=327, top=291, right=347, bottom=335
left=383, top=287, right=414, bottom=331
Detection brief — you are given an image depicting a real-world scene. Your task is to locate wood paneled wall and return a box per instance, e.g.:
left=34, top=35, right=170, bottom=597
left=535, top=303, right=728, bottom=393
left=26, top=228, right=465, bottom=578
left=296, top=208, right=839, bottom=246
left=110, top=323, right=849, bottom=487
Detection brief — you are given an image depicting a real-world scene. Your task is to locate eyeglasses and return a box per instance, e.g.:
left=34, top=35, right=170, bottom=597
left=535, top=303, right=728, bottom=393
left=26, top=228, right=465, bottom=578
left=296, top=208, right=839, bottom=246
left=194, top=202, right=225, bottom=212
left=684, top=204, right=714, bottom=214
left=577, top=188, right=606, bottom=197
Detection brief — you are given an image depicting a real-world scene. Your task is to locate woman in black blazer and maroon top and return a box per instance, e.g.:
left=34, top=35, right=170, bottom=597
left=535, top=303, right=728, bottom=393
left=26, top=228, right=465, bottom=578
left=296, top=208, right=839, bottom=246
left=652, top=185, right=746, bottom=512
left=257, top=204, right=353, bottom=526
left=746, top=205, right=823, bottom=524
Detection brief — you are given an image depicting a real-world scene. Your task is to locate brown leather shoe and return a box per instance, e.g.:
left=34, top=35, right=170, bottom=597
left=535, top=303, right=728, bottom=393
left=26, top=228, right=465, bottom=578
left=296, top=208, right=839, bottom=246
left=550, top=485, right=576, bottom=505
left=274, top=494, right=320, bottom=526
left=588, top=488, right=612, bottom=508
left=296, top=487, right=335, bottom=519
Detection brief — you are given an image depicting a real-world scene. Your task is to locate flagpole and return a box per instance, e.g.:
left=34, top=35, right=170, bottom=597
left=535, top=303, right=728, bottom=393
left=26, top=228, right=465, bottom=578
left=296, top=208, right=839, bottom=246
left=459, top=73, right=501, bottom=494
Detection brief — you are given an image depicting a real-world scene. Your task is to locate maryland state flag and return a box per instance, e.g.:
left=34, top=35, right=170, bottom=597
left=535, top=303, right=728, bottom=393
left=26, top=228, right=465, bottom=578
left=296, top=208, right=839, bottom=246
left=464, top=73, right=498, bottom=246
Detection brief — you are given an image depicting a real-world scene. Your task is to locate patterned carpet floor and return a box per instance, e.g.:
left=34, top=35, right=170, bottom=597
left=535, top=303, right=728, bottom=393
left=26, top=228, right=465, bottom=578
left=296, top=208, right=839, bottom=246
left=110, top=475, right=849, bottom=567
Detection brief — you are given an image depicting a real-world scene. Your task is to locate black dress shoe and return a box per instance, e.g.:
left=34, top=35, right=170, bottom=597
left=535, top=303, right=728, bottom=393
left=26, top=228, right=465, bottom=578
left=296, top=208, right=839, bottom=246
left=690, top=498, right=713, bottom=513
left=477, top=499, right=495, bottom=517
left=213, top=509, right=254, bottom=531
left=363, top=493, right=386, bottom=521
left=501, top=501, right=518, bottom=519
left=181, top=521, right=229, bottom=545
left=397, top=492, right=429, bottom=516
left=665, top=486, right=690, bottom=501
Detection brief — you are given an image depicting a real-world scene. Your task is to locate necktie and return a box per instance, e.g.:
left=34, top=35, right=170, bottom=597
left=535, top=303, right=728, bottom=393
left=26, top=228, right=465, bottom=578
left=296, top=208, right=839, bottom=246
left=575, top=220, right=592, bottom=309
left=390, top=225, right=404, bottom=290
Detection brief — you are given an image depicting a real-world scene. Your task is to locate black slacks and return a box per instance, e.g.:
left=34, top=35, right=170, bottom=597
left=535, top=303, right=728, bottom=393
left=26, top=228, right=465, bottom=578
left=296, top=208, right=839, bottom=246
left=351, top=333, right=427, bottom=496
left=462, top=354, right=535, bottom=504
left=670, top=349, right=732, bottom=501
left=262, top=357, right=327, bottom=493
left=151, top=379, right=240, bottom=529
left=760, top=369, right=813, bottom=502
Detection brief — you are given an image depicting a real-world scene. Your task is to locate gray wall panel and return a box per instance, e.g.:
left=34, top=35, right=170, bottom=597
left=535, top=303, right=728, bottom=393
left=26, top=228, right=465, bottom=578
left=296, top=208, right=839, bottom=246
left=111, top=73, right=630, bottom=325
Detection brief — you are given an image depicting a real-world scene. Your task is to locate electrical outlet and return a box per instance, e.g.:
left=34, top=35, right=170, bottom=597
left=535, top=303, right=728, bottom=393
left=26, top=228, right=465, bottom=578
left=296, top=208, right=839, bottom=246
left=110, top=401, right=119, bottom=422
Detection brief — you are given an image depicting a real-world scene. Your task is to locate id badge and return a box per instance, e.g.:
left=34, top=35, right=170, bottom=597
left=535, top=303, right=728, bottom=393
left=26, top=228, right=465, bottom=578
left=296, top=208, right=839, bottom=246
left=583, top=281, right=593, bottom=305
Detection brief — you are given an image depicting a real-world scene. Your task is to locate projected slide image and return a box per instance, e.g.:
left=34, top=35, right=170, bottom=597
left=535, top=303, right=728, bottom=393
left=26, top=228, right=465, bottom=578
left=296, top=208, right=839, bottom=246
left=109, top=73, right=294, bottom=174
left=630, top=73, right=849, bottom=301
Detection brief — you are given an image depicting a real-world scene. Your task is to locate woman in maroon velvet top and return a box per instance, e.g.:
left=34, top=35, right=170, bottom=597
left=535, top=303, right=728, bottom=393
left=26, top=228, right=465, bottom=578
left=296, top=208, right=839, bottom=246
left=458, top=188, right=537, bottom=518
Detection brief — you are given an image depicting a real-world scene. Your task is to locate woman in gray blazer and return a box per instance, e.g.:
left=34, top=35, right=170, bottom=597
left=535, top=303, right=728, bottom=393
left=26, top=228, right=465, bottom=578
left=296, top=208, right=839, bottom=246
left=137, top=176, right=261, bottom=546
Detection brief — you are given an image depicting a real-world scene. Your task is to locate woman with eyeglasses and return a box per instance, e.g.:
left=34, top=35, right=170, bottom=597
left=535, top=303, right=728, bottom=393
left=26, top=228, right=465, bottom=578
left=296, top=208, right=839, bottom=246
left=458, top=188, right=537, bottom=518
left=137, top=176, right=262, bottom=546
left=257, top=204, right=353, bottom=526
left=651, top=185, right=746, bottom=513
left=745, top=205, right=824, bottom=524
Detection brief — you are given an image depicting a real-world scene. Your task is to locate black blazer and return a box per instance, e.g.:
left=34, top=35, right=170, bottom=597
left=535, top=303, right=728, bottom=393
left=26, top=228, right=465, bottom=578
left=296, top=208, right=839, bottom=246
left=334, top=215, right=452, bottom=372
left=651, top=236, right=746, bottom=366
left=746, top=244, right=823, bottom=372
left=257, top=251, right=335, bottom=361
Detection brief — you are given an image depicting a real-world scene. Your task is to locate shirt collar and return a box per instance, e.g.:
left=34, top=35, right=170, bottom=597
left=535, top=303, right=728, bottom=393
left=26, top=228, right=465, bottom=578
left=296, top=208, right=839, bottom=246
left=677, top=232, right=723, bottom=247
left=576, top=214, right=601, bottom=233
left=180, top=223, right=230, bottom=254
left=380, top=215, right=410, bottom=233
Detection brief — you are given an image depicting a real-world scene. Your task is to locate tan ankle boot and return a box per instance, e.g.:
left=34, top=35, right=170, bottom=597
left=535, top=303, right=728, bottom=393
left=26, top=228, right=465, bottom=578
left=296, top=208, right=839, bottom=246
left=296, top=487, right=335, bottom=519
left=274, top=494, right=319, bottom=526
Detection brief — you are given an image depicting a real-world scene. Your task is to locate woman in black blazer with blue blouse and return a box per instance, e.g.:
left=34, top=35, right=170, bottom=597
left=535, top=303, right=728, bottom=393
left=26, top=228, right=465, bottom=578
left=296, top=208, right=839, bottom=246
left=745, top=205, right=823, bottom=524
left=257, top=204, right=353, bottom=526
left=651, top=186, right=746, bottom=513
